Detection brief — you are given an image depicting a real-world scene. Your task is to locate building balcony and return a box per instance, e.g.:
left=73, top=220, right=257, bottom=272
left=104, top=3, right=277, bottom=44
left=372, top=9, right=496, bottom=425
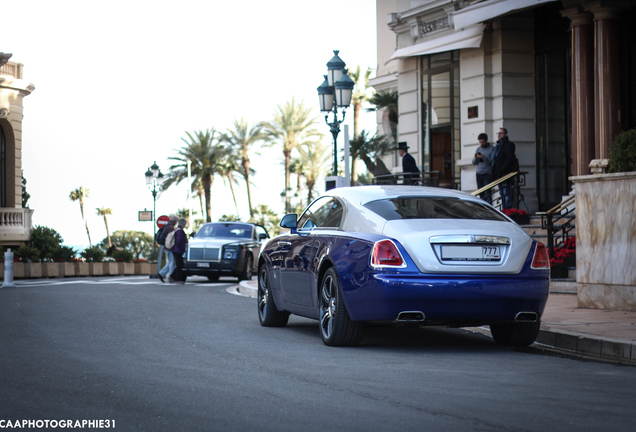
left=0, top=60, right=23, bottom=79
left=0, top=208, right=33, bottom=245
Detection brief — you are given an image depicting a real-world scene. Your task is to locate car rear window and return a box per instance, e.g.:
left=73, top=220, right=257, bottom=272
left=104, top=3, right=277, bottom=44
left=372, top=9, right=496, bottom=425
left=364, top=197, right=508, bottom=221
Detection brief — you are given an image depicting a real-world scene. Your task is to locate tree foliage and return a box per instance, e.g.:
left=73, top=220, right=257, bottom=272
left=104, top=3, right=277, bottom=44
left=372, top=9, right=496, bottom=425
left=164, top=129, right=229, bottom=222
left=261, top=98, right=322, bottom=213
left=69, top=186, right=92, bottom=247
left=608, top=128, right=636, bottom=173
left=100, top=230, right=154, bottom=260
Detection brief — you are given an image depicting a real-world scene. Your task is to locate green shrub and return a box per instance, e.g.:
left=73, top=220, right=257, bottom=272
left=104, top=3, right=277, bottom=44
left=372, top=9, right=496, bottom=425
left=112, top=249, right=134, bottom=263
left=53, top=246, right=78, bottom=262
left=28, top=226, right=63, bottom=261
left=608, top=128, right=636, bottom=173
left=14, top=244, right=40, bottom=262
left=81, top=246, right=105, bottom=262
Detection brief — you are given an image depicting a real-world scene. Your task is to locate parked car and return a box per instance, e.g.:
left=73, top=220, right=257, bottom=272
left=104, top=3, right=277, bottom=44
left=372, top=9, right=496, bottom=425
left=184, top=222, right=269, bottom=282
left=257, top=185, right=550, bottom=347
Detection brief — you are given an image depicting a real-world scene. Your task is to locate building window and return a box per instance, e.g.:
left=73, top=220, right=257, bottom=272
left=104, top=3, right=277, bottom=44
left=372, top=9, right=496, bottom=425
left=421, top=52, right=460, bottom=188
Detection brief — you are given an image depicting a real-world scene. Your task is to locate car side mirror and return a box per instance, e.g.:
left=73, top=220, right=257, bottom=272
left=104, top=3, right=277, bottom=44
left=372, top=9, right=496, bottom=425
left=280, top=214, right=298, bottom=234
left=258, top=233, right=268, bottom=240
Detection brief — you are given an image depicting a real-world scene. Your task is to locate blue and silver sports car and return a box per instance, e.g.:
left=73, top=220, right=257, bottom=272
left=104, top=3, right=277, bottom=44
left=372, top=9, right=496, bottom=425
left=257, top=185, right=550, bottom=347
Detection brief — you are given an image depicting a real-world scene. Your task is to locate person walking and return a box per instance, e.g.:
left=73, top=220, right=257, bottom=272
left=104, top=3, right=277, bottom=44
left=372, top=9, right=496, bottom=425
left=170, top=218, right=189, bottom=284
left=471, top=133, right=495, bottom=203
left=492, top=128, right=517, bottom=209
left=396, top=142, right=420, bottom=185
left=157, top=214, right=178, bottom=283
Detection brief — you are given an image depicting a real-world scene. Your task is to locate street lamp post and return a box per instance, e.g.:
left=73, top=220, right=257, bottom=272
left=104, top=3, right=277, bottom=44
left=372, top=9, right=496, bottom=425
left=144, top=161, right=164, bottom=248
left=317, top=50, right=354, bottom=177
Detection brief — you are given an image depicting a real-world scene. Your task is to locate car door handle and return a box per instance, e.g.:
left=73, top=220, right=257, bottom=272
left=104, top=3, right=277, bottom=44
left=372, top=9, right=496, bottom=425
left=278, top=241, right=291, bottom=249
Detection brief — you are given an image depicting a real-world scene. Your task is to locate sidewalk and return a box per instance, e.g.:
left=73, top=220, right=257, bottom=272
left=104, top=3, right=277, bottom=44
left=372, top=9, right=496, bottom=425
left=238, top=280, right=636, bottom=365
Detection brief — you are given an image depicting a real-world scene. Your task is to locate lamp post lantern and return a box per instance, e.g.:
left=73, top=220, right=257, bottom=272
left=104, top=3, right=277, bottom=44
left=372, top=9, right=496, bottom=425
left=317, top=50, right=354, bottom=176
left=145, top=161, right=164, bottom=246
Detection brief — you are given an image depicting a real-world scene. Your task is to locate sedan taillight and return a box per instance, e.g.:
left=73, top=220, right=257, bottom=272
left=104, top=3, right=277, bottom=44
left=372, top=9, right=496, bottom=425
left=531, top=242, right=550, bottom=269
left=371, top=240, right=405, bottom=267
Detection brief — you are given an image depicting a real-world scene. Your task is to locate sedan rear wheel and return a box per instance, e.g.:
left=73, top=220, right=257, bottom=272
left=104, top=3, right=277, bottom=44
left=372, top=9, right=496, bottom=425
left=319, top=267, right=364, bottom=346
left=490, top=321, right=541, bottom=347
left=257, top=266, right=289, bottom=327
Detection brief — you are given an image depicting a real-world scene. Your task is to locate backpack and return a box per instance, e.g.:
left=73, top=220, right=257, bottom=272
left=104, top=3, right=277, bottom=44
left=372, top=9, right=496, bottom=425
left=164, top=228, right=179, bottom=250
left=155, top=226, right=166, bottom=246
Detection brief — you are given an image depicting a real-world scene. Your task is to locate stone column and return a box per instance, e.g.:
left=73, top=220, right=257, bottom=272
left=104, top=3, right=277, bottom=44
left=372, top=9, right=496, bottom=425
left=592, top=5, right=621, bottom=160
left=563, top=9, right=595, bottom=176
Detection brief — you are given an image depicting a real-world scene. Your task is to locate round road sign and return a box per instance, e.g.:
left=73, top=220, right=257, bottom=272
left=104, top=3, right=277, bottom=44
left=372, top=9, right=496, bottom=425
left=157, top=215, right=170, bottom=228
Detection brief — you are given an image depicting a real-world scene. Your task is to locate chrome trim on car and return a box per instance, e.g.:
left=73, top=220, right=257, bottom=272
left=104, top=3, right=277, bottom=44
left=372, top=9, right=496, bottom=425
left=396, top=311, right=425, bottom=322
left=515, top=312, right=538, bottom=322
left=430, top=235, right=510, bottom=245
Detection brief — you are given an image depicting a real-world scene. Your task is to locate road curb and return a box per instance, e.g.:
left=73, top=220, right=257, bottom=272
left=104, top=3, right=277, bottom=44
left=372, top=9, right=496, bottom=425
left=235, top=280, right=635, bottom=365
left=535, top=327, right=636, bottom=365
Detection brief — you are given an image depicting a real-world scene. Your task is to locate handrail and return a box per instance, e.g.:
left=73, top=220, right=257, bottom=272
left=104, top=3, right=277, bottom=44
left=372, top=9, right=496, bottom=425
left=372, top=171, right=440, bottom=187
left=470, top=171, right=526, bottom=211
left=470, top=171, right=519, bottom=197
left=539, top=195, right=576, bottom=260
left=536, top=194, right=575, bottom=216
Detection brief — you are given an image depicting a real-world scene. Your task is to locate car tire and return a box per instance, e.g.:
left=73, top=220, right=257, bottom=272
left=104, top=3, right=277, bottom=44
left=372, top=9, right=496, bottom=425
left=239, top=255, right=253, bottom=281
left=490, top=321, right=541, bottom=347
left=319, top=267, right=364, bottom=347
left=257, top=266, right=289, bottom=327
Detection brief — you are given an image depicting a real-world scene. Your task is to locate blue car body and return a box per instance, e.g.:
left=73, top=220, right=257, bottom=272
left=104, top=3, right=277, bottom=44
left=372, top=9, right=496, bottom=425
left=257, top=186, right=550, bottom=346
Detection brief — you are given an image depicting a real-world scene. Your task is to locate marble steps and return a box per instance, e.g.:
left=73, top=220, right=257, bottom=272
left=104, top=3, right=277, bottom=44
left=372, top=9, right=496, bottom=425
left=550, top=277, right=577, bottom=295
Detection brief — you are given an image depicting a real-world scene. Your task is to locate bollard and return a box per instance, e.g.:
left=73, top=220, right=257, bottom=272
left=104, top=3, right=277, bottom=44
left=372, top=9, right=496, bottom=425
left=2, top=248, right=17, bottom=288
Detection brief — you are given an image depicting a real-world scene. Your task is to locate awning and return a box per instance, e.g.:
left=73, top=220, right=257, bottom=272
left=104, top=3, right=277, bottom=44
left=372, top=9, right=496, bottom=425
left=389, top=24, right=486, bottom=61
left=452, top=0, right=557, bottom=29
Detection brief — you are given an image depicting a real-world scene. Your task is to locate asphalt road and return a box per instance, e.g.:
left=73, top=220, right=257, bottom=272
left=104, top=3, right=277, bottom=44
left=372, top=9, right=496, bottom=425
left=1, top=276, right=635, bottom=432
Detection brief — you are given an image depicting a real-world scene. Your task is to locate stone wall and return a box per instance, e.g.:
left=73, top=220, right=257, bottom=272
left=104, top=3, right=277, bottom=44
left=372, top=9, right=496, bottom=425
left=572, top=172, right=636, bottom=311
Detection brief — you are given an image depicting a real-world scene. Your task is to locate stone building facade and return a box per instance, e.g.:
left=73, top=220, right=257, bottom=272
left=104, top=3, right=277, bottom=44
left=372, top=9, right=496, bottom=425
left=0, top=54, right=35, bottom=246
left=371, top=0, right=636, bottom=213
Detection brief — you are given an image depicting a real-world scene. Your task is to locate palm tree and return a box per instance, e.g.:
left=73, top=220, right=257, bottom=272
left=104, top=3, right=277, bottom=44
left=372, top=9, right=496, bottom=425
left=217, top=156, right=243, bottom=218
left=69, top=187, right=92, bottom=247
left=349, top=66, right=373, bottom=139
left=96, top=207, right=113, bottom=248
left=349, top=130, right=394, bottom=180
left=261, top=98, right=322, bottom=213
left=368, top=90, right=399, bottom=142
left=296, top=140, right=330, bottom=206
left=221, top=118, right=264, bottom=218
left=163, top=129, right=229, bottom=222
left=349, top=66, right=374, bottom=185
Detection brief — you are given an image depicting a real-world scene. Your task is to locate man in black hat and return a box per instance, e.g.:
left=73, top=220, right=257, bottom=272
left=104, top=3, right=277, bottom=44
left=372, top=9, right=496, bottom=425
left=397, top=142, right=420, bottom=185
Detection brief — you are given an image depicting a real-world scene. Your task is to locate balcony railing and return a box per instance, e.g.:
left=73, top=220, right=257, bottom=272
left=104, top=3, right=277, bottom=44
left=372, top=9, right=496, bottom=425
left=0, top=208, right=33, bottom=244
left=372, top=171, right=441, bottom=187
left=0, top=61, right=23, bottom=79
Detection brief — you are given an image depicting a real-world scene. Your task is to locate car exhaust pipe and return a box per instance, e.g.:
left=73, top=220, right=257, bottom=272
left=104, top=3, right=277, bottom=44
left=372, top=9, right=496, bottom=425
left=515, top=312, right=538, bottom=322
left=396, top=311, right=425, bottom=322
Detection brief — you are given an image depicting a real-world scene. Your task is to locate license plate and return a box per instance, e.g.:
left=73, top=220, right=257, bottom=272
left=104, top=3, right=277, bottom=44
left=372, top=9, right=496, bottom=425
left=197, top=262, right=210, bottom=268
left=441, top=245, right=500, bottom=261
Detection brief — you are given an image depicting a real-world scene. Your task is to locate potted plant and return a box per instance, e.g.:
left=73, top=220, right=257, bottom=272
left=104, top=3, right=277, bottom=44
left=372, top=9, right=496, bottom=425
left=501, top=208, right=530, bottom=225
left=134, top=259, right=151, bottom=275
left=549, top=237, right=576, bottom=279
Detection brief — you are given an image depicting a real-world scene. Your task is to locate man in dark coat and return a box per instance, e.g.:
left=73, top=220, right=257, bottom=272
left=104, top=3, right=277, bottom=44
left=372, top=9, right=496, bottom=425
left=397, top=142, right=420, bottom=185
left=492, top=128, right=517, bottom=209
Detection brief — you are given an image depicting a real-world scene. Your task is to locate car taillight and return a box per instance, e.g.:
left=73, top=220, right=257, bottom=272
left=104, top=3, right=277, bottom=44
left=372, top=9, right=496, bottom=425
left=371, top=240, right=405, bottom=267
left=531, top=242, right=550, bottom=269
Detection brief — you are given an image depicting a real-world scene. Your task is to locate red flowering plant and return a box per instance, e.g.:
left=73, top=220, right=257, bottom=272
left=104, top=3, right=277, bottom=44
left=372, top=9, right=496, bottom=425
left=134, top=259, right=149, bottom=263
left=549, top=236, right=576, bottom=267
left=501, top=208, right=529, bottom=217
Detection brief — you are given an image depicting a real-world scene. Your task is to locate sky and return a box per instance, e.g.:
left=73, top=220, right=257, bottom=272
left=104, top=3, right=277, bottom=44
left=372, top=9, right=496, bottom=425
left=3, top=0, right=379, bottom=250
